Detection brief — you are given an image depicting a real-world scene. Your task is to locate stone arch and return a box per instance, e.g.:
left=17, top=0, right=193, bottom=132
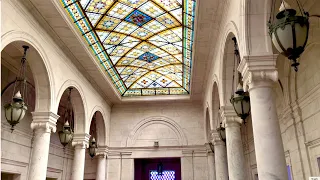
left=1, top=30, right=54, bottom=112
left=212, top=82, right=220, bottom=130
left=88, top=107, right=108, bottom=146
left=56, top=80, right=87, bottom=134
left=220, top=31, right=239, bottom=106
left=240, top=0, right=273, bottom=56
left=126, top=116, right=188, bottom=147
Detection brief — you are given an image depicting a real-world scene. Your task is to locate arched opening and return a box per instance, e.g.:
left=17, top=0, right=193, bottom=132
left=84, top=111, right=106, bottom=180
left=1, top=40, right=52, bottom=178
left=212, top=82, right=220, bottom=129
left=56, top=86, right=86, bottom=135
left=222, top=33, right=239, bottom=106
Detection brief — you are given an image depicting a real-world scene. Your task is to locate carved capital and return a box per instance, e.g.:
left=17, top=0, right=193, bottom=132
left=211, top=131, right=224, bottom=145
left=238, top=55, right=279, bottom=91
left=72, top=133, right=90, bottom=149
left=96, top=147, right=109, bottom=158
left=220, top=106, right=242, bottom=127
left=31, top=112, right=59, bottom=133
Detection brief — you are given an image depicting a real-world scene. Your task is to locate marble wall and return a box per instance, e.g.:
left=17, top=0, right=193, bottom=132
left=108, top=102, right=211, bottom=180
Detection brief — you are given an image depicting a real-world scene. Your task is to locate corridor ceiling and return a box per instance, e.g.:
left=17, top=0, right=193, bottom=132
left=60, top=0, right=196, bottom=97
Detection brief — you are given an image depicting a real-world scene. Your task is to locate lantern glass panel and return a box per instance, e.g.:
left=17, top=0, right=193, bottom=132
left=242, top=99, right=250, bottom=116
left=5, top=102, right=27, bottom=124
left=295, top=23, right=308, bottom=48
left=233, top=100, right=242, bottom=115
left=272, top=24, right=293, bottom=53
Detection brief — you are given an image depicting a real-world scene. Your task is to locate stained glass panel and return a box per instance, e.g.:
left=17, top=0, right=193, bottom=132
left=150, top=170, right=175, bottom=180
left=60, top=0, right=196, bottom=96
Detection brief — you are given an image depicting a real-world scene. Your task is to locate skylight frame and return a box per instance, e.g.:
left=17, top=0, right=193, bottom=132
left=60, top=0, right=196, bottom=97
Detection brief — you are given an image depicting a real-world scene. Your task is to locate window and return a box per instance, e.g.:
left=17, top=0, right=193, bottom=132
left=150, top=170, right=175, bottom=180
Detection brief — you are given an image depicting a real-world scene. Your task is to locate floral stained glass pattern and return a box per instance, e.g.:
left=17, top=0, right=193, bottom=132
left=60, top=0, right=196, bottom=96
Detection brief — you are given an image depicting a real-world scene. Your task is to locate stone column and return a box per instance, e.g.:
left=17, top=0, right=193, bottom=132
left=238, top=55, right=288, bottom=180
left=212, top=132, right=228, bottom=180
left=28, top=112, right=59, bottom=180
left=207, top=151, right=216, bottom=180
left=221, top=106, right=247, bottom=180
left=96, top=148, right=108, bottom=180
left=71, top=133, right=90, bottom=180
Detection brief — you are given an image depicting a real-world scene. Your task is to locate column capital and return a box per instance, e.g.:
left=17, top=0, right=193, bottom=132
left=220, top=106, right=243, bottom=127
left=72, top=133, right=90, bottom=149
left=31, top=112, right=60, bottom=133
left=96, top=147, right=109, bottom=158
left=238, top=54, right=279, bottom=91
left=211, top=131, right=224, bottom=145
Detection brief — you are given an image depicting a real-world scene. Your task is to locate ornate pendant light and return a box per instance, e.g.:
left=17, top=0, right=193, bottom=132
left=216, top=122, right=226, bottom=142
left=4, top=46, right=29, bottom=132
left=229, top=38, right=251, bottom=121
left=88, top=113, right=98, bottom=158
left=268, top=0, right=309, bottom=72
left=58, top=88, right=74, bottom=147
left=88, top=137, right=97, bottom=158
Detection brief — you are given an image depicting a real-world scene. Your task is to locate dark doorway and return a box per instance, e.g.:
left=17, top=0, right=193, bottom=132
left=134, top=158, right=181, bottom=180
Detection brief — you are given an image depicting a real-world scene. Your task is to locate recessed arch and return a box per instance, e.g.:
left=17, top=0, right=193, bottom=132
left=126, top=116, right=188, bottom=147
left=88, top=107, right=108, bottom=146
left=1, top=30, right=53, bottom=112
left=56, top=80, right=87, bottom=134
left=212, top=82, right=221, bottom=130
left=241, top=0, right=273, bottom=56
left=221, top=32, right=239, bottom=106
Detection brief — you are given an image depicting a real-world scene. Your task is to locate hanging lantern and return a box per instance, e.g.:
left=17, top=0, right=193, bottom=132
left=268, top=0, right=309, bottom=72
left=4, top=46, right=29, bottom=132
left=216, top=122, right=226, bottom=142
left=88, top=137, right=97, bottom=158
left=4, top=91, right=28, bottom=132
left=58, top=88, right=74, bottom=147
left=59, top=121, right=73, bottom=147
left=230, top=84, right=251, bottom=121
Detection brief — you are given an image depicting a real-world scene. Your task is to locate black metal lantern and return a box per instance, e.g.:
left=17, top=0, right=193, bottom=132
left=230, top=84, right=251, bottom=121
left=4, top=46, right=29, bottom=132
left=59, top=121, right=73, bottom=147
left=230, top=38, right=251, bottom=121
left=216, top=122, right=226, bottom=142
left=58, top=88, right=74, bottom=147
left=88, top=137, right=97, bottom=158
left=268, top=0, right=309, bottom=72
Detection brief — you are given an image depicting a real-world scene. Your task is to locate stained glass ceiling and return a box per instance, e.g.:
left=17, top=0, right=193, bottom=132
left=61, top=0, right=196, bottom=96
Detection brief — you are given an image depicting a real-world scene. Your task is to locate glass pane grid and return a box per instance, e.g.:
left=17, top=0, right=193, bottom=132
left=150, top=170, right=175, bottom=180
left=60, top=0, right=195, bottom=96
